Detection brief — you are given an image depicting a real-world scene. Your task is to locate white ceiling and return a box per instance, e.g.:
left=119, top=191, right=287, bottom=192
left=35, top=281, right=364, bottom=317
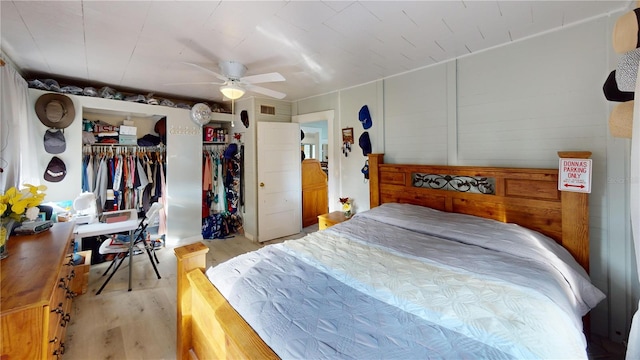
left=0, top=1, right=630, bottom=104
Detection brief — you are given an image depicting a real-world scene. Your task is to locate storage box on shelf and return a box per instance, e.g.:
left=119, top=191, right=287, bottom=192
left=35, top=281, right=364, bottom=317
left=118, top=134, right=137, bottom=145
left=118, top=124, right=138, bottom=145
left=119, top=125, right=137, bottom=135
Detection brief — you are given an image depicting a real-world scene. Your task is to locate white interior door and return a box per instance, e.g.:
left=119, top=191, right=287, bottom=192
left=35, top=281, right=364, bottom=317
left=257, top=122, right=301, bottom=242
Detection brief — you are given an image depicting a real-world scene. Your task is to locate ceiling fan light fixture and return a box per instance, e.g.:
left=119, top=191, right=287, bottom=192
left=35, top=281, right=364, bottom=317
left=220, top=83, right=245, bottom=100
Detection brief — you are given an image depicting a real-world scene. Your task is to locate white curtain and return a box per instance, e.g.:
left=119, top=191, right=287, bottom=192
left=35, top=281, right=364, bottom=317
left=628, top=62, right=640, bottom=360
left=0, top=58, right=39, bottom=192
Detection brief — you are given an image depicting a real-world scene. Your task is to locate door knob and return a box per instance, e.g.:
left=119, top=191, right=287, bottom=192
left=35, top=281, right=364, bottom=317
left=260, top=182, right=265, bottom=187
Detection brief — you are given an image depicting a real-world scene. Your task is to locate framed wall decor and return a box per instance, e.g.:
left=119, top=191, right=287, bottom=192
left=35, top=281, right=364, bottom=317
left=342, top=127, right=354, bottom=144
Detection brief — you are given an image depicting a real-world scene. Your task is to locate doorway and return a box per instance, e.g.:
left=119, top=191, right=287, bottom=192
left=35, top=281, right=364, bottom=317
left=293, top=110, right=336, bottom=222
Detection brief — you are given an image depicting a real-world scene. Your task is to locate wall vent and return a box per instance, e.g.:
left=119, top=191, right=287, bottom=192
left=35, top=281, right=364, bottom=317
left=260, top=105, right=276, bottom=115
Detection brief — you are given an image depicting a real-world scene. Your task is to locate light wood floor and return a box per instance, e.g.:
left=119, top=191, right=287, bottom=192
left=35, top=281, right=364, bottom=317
left=64, top=228, right=311, bottom=360
left=63, top=223, right=626, bottom=360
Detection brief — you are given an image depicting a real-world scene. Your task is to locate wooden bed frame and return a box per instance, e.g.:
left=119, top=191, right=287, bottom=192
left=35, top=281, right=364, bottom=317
left=174, top=151, right=592, bottom=359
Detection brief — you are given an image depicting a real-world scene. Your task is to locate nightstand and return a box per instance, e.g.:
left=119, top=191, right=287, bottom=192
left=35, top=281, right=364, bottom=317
left=318, top=211, right=351, bottom=230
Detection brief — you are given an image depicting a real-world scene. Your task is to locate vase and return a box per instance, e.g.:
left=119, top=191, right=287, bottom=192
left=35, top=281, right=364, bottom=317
left=0, top=223, right=8, bottom=260
left=343, top=210, right=352, bottom=218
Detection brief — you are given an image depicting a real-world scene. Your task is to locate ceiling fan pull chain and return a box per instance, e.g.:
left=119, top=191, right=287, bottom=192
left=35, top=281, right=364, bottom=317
left=231, top=99, right=235, bottom=127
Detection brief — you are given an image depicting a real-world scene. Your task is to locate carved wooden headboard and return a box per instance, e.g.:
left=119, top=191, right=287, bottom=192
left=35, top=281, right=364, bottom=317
left=367, top=151, right=591, bottom=273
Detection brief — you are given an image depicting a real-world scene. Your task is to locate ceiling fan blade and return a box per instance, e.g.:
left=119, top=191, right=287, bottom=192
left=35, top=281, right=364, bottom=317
left=240, top=72, right=285, bottom=84
left=245, top=84, right=286, bottom=99
left=181, top=62, right=228, bottom=82
left=164, top=81, right=225, bottom=86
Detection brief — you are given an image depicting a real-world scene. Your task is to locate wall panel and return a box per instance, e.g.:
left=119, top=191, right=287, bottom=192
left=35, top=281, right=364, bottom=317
left=383, top=63, right=450, bottom=165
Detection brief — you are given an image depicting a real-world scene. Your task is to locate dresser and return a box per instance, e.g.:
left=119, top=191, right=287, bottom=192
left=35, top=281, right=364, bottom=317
left=1, top=222, right=77, bottom=359
left=318, top=211, right=351, bottom=230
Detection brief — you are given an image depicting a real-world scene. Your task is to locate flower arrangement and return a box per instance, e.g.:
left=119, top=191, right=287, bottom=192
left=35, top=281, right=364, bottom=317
left=339, top=197, right=353, bottom=218
left=1, top=184, right=47, bottom=222
left=0, top=184, right=47, bottom=258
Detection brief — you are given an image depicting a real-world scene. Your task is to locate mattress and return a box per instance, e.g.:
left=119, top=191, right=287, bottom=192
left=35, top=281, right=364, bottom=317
left=206, top=203, right=605, bottom=359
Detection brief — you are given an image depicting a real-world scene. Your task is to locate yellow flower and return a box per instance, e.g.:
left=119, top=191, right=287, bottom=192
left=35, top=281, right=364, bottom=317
left=1, top=184, right=47, bottom=221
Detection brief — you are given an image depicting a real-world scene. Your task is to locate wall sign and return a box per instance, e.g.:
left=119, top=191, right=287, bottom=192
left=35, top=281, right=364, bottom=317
left=558, top=158, right=592, bottom=193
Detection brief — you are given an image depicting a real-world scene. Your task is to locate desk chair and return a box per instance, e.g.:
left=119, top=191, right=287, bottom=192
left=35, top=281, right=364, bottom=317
left=96, top=202, right=163, bottom=295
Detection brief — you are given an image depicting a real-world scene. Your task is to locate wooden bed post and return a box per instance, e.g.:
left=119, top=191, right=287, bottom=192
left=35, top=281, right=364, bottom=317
left=557, top=151, right=592, bottom=274
left=369, top=153, right=384, bottom=208
left=174, top=242, right=209, bottom=360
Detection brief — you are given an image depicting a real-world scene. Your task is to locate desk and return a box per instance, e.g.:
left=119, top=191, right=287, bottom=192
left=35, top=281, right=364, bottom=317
left=73, top=209, right=139, bottom=293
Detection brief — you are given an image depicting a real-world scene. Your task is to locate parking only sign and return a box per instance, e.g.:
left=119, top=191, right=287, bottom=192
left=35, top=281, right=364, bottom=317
left=558, top=158, right=592, bottom=193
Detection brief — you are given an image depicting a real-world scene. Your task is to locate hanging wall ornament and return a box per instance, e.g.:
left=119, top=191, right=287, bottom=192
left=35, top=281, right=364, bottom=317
left=341, top=127, right=354, bottom=157
left=190, top=103, right=212, bottom=126
left=342, top=142, right=351, bottom=157
left=241, top=110, right=249, bottom=128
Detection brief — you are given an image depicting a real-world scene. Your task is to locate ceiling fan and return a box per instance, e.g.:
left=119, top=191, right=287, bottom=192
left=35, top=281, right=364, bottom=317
left=176, top=61, right=286, bottom=100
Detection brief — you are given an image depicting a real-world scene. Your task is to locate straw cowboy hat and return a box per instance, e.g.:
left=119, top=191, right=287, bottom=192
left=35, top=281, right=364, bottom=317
left=35, top=93, right=75, bottom=129
left=608, top=101, right=633, bottom=138
left=613, top=8, right=640, bottom=54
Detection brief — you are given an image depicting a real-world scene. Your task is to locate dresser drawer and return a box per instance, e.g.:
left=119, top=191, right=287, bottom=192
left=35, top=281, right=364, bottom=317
left=318, top=219, right=332, bottom=230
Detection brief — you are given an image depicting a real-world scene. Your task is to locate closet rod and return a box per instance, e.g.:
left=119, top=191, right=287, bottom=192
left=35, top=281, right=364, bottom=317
left=83, top=144, right=166, bottom=153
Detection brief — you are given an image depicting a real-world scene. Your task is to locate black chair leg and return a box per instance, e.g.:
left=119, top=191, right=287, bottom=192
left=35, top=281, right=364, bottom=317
left=101, top=256, right=117, bottom=276
left=152, top=245, right=160, bottom=264
left=143, top=245, right=161, bottom=279
left=96, top=253, right=128, bottom=295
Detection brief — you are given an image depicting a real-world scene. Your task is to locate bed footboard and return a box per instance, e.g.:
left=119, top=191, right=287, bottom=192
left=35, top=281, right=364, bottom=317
left=175, top=242, right=279, bottom=360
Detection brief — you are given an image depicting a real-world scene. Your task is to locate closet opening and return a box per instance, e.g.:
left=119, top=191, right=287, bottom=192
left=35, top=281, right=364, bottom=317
left=81, top=109, right=167, bottom=261
left=201, top=121, right=243, bottom=240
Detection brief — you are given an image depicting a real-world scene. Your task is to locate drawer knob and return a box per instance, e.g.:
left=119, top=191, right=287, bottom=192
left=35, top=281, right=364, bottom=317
left=60, top=313, right=71, bottom=327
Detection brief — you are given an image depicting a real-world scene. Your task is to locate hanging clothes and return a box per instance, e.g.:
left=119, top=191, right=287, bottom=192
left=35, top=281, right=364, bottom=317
left=203, top=152, right=212, bottom=191
left=94, top=156, right=108, bottom=210
left=213, top=154, right=226, bottom=213
left=202, top=144, right=243, bottom=239
left=84, top=145, right=165, bottom=213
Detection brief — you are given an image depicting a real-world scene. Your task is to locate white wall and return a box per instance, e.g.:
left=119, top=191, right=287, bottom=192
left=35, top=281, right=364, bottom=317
left=337, top=82, right=383, bottom=214
left=384, top=62, right=453, bottom=165
left=456, top=17, right=621, bottom=338
left=293, top=12, right=637, bottom=343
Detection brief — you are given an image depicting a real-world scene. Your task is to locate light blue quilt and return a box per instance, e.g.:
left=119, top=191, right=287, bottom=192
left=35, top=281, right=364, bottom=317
left=206, top=203, right=605, bottom=359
